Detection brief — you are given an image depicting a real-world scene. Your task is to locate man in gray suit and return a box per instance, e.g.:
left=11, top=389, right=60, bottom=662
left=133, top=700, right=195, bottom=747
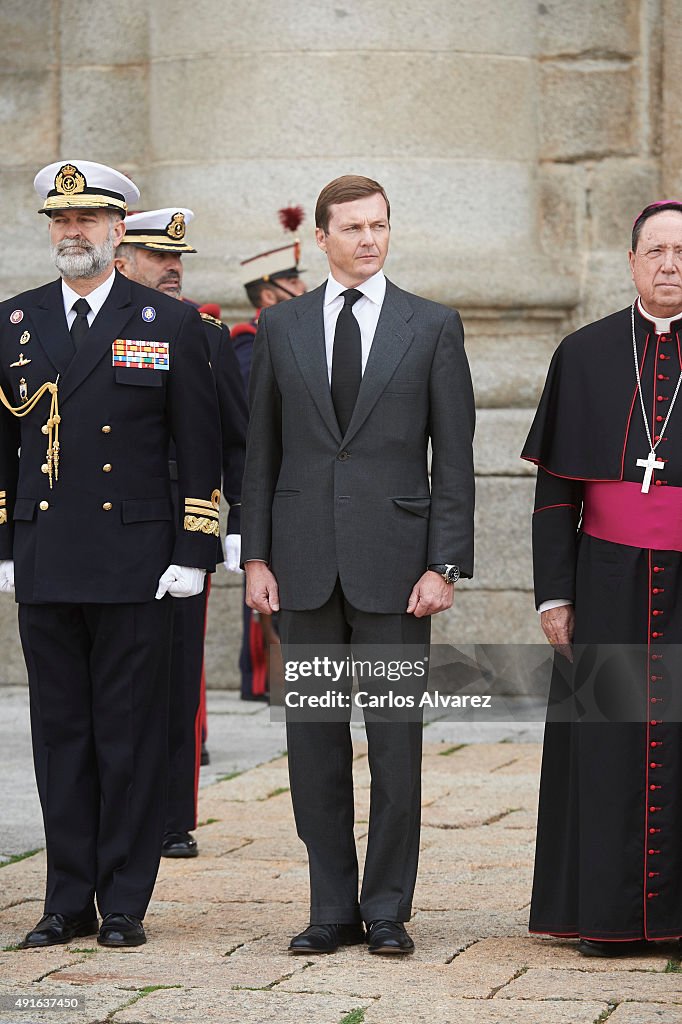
left=242, top=175, right=475, bottom=955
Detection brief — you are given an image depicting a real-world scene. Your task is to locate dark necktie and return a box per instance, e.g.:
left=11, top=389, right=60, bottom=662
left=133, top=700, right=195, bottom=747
left=70, top=297, right=91, bottom=350
left=331, top=288, right=363, bottom=435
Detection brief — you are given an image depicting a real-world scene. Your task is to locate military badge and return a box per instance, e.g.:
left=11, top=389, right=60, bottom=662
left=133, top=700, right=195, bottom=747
left=54, top=163, right=86, bottom=196
left=20, top=331, right=30, bottom=344
left=10, top=353, right=31, bottom=368
left=113, top=339, right=169, bottom=370
left=141, top=306, right=156, bottom=323
left=10, top=310, right=23, bottom=324
left=19, top=378, right=28, bottom=402
left=166, top=212, right=186, bottom=241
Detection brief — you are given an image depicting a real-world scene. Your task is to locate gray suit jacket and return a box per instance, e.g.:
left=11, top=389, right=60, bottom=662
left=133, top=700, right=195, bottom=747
left=241, top=279, right=475, bottom=613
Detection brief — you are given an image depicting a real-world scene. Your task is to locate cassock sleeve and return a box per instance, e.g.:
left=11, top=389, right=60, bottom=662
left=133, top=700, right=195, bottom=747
left=532, top=468, right=583, bottom=609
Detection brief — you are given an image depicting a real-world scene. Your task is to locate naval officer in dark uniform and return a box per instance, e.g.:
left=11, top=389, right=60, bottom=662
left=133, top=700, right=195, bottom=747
left=0, top=160, right=221, bottom=949
left=115, top=207, right=247, bottom=858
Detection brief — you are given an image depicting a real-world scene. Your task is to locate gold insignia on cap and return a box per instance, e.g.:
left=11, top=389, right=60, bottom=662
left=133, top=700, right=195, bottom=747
left=166, top=212, right=186, bottom=241
left=54, top=163, right=86, bottom=196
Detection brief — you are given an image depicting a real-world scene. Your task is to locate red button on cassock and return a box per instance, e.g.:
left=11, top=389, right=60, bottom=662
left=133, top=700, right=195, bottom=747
left=656, top=415, right=665, bottom=422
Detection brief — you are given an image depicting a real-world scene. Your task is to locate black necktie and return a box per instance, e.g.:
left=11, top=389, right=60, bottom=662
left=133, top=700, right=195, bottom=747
left=331, top=288, right=363, bottom=435
left=70, top=297, right=91, bottom=350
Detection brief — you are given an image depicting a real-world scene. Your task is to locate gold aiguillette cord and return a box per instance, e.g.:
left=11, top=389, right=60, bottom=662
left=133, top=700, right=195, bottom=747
left=0, top=377, right=60, bottom=488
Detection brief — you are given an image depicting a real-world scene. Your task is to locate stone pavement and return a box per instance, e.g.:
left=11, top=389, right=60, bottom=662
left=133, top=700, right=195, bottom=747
left=1, top=691, right=681, bottom=1024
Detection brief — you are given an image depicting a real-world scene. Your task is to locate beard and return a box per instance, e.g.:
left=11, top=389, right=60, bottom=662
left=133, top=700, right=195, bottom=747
left=52, top=227, right=116, bottom=280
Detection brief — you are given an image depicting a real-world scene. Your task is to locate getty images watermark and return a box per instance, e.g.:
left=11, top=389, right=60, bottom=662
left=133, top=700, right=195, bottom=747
left=282, top=653, right=491, bottom=712
left=269, top=643, right=682, bottom=724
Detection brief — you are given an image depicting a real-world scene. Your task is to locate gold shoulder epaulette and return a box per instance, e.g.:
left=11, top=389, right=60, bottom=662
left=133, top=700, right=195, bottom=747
left=200, top=312, right=224, bottom=329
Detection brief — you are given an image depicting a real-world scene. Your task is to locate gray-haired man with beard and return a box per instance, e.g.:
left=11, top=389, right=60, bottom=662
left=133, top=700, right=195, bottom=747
left=0, top=160, right=221, bottom=949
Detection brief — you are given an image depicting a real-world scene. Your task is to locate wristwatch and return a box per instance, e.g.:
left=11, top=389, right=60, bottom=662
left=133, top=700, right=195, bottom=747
left=428, top=563, right=460, bottom=584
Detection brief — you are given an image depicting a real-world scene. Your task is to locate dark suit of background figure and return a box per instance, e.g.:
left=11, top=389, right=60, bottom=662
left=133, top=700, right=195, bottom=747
left=231, top=315, right=269, bottom=700
left=166, top=311, right=247, bottom=835
left=0, top=271, right=221, bottom=920
left=242, top=280, right=475, bottom=925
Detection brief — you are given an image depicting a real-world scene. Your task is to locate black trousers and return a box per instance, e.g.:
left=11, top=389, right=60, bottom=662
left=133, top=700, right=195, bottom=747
left=165, top=581, right=209, bottom=833
left=279, top=581, right=430, bottom=925
left=19, top=598, right=173, bottom=920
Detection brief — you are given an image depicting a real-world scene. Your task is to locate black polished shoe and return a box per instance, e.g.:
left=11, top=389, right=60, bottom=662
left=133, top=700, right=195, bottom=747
left=19, top=913, right=99, bottom=949
left=161, top=831, right=199, bottom=858
left=98, top=914, right=146, bottom=948
left=367, top=920, right=415, bottom=954
left=577, top=938, right=647, bottom=958
left=288, top=922, right=365, bottom=954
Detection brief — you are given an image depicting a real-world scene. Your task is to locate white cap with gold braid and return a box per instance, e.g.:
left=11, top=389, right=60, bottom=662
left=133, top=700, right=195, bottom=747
left=34, top=160, right=139, bottom=216
left=120, top=208, right=197, bottom=253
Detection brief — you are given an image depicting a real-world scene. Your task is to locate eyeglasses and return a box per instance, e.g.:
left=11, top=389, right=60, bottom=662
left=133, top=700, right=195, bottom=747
left=638, top=246, right=682, bottom=265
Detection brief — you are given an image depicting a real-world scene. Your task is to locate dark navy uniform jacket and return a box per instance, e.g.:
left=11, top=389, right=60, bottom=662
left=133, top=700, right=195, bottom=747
left=0, top=270, right=221, bottom=604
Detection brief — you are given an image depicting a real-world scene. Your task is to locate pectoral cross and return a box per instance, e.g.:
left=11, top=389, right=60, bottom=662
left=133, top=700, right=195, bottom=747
left=636, top=451, right=664, bottom=493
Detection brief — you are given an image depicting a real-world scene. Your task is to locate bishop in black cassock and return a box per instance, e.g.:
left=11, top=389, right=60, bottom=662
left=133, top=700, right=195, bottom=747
left=522, top=201, right=682, bottom=955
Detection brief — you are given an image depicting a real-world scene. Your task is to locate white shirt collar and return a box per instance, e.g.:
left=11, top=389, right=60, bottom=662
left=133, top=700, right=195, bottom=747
left=324, top=270, right=386, bottom=307
left=61, top=269, right=116, bottom=320
left=637, top=296, right=682, bottom=335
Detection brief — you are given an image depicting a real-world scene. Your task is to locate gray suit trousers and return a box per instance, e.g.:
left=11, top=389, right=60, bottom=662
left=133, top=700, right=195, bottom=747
left=279, top=580, right=430, bottom=924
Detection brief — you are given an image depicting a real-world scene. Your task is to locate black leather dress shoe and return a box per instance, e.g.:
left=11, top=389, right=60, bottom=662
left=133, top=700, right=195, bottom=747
left=289, top=922, right=365, bottom=954
left=161, top=831, right=199, bottom=858
left=367, top=920, right=415, bottom=954
left=577, top=938, right=647, bottom=957
left=19, top=913, right=99, bottom=949
left=98, top=914, right=146, bottom=948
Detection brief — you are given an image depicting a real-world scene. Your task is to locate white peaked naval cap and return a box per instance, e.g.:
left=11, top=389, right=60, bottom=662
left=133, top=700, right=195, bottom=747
left=120, top=208, right=197, bottom=253
left=34, top=160, right=140, bottom=215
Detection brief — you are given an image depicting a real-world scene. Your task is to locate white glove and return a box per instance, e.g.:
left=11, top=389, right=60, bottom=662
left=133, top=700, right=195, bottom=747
left=223, top=534, right=243, bottom=575
left=0, top=560, right=15, bottom=594
left=155, top=564, right=206, bottom=599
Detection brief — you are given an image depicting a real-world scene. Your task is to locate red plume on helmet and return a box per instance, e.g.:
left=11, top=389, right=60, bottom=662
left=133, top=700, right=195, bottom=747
left=278, top=205, right=305, bottom=233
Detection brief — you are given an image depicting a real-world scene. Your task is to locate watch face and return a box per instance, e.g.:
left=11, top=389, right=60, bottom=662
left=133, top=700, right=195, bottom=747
left=445, top=565, right=460, bottom=584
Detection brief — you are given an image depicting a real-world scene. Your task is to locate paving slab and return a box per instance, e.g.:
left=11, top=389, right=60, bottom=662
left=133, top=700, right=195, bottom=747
left=497, top=966, right=682, bottom=1003
left=609, top=1004, right=682, bottom=1023
left=364, top=996, right=608, bottom=1024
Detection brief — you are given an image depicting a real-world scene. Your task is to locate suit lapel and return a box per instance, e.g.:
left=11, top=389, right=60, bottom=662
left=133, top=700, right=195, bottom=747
left=28, top=280, right=76, bottom=377
left=58, top=271, right=135, bottom=404
left=287, top=283, right=342, bottom=442
left=342, top=280, right=415, bottom=444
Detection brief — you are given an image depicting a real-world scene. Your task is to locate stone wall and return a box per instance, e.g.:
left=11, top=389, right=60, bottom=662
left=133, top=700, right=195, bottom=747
left=0, top=0, right=676, bottom=684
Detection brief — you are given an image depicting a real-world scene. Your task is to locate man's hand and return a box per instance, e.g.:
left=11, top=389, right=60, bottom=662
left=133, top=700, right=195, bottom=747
left=406, top=570, right=454, bottom=618
left=224, top=534, right=243, bottom=575
left=0, top=560, right=14, bottom=594
left=155, top=565, right=206, bottom=599
left=540, top=604, right=575, bottom=662
left=245, top=560, right=280, bottom=613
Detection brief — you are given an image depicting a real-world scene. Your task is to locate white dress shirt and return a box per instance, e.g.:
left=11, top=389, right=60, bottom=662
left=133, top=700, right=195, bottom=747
left=61, top=270, right=116, bottom=329
left=323, top=270, right=387, bottom=384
